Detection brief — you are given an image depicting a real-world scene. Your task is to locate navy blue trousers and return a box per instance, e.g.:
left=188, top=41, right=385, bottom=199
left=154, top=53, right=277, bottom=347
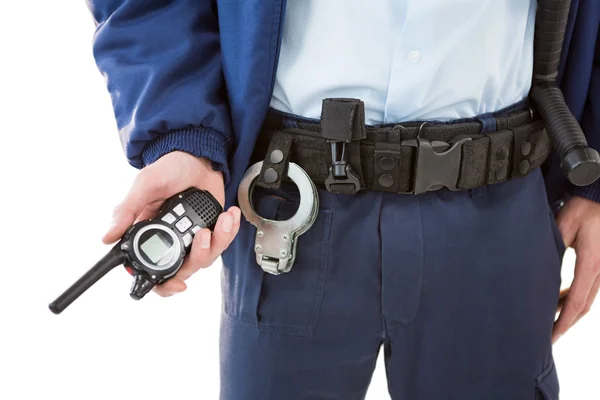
left=220, top=167, right=565, bottom=399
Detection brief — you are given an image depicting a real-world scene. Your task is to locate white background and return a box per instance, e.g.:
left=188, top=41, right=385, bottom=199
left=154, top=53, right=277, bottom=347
left=1, top=2, right=598, bottom=399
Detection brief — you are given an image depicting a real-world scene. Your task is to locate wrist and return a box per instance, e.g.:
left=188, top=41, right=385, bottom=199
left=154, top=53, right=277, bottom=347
left=561, top=195, right=600, bottom=223
left=160, top=150, right=223, bottom=183
left=570, top=180, right=600, bottom=205
left=140, top=125, right=231, bottom=185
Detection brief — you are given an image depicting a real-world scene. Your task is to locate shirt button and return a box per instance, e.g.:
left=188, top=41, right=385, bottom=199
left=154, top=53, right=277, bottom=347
left=408, top=50, right=421, bottom=63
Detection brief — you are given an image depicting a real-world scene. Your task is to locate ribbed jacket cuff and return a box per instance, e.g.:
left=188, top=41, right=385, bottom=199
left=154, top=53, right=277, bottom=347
left=571, top=180, right=600, bottom=203
left=141, top=126, right=231, bottom=185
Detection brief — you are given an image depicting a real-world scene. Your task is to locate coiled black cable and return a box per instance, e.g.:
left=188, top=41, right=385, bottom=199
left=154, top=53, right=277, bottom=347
left=529, top=0, right=600, bottom=186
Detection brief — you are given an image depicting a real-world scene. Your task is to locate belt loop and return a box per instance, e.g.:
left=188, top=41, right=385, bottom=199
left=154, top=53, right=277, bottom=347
left=320, top=98, right=365, bottom=194
left=478, top=113, right=497, bottom=134
left=469, top=186, right=488, bottom=198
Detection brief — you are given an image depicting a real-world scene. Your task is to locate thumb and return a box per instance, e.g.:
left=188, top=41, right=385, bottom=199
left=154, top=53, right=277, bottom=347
left=103, top=172, right=165, bottom=244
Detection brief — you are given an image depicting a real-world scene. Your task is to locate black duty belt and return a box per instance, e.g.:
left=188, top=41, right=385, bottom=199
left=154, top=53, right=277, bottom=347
left=239, top=0, right=600, bottom=276
left=251, top=98, right=551, bottom=196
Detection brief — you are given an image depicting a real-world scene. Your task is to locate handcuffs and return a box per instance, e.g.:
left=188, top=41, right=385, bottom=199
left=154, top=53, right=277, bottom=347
left=237, top=161, right=319, bottom=275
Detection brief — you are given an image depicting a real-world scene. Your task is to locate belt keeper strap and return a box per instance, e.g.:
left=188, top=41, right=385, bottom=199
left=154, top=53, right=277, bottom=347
left=486, top=129, right=514, bottom=184
left=320, top=98, right=367, bottom=193
left=373, top=142, right=402, bottom=192
left=457, top=137, right=490, bottom=189
left=320, top=98, right=367, bottom=142
left=256, top=132, right=293, bottom=189
left=511, top=124, right=534, bottom=179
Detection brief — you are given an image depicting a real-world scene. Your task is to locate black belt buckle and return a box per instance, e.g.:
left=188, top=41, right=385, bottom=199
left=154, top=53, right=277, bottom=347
left=324, top=141, right=362, bottom=195
left=402, top=136, right=472, bottom=194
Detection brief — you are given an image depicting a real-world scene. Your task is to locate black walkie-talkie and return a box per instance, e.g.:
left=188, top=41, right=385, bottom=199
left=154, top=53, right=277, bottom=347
left=49, top=188, right=223, bottom=314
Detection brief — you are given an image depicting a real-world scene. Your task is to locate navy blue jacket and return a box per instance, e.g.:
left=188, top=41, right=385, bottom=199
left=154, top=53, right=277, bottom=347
left=89, top=0, right=599, bottom=206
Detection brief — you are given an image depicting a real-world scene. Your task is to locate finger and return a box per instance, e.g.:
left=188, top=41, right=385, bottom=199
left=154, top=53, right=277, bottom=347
left=209, top=207, right=241, bottom=256
left=176, top=207, right=241, bottom=279
left=572, top=274, right=600, bottom=327
left=135, top=201, right=164, bottom=223
left=553, top=255, right=597, bottom=342
left=153, top=278, right=187, bottom=297
left=176, top=228, right=214, bottom=280
left=586, top=274, right=600, bottom=311
left=103, top=171, right=167, bottom=244
left=556, top=288, right=570, bottom=314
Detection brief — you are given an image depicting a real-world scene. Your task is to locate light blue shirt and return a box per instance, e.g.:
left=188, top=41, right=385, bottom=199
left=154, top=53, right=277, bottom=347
left=270, top=0, right=537, bottom=125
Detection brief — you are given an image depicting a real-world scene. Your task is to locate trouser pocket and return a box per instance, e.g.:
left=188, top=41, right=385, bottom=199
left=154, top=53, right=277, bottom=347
left=536, top=360, right=559, bottom=399
left=222, top=184, right=332, bottom=337
left=548, top=209, right=567, bottom=265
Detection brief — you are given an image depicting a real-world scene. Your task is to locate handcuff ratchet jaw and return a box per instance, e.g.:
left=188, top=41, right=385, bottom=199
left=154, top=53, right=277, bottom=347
left=237, top=161, right=319, bottom=275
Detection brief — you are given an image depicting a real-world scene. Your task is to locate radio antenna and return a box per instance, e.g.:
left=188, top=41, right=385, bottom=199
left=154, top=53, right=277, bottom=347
left=49, top=246, right=126, bottom=314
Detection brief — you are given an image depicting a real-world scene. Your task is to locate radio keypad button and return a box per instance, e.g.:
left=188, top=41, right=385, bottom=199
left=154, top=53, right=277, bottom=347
left=182, top=233, right=193, bottom=247
left=161, top=213, right=177, bottom=224
left=173, top=203, right=185, bottom=216
left=175, top=216, right=193, bottom=233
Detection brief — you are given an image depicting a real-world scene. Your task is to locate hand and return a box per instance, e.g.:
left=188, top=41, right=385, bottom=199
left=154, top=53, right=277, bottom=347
left=103, top=151, right=241, bottom=297
left=553, top=196, right=600, bottom=343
